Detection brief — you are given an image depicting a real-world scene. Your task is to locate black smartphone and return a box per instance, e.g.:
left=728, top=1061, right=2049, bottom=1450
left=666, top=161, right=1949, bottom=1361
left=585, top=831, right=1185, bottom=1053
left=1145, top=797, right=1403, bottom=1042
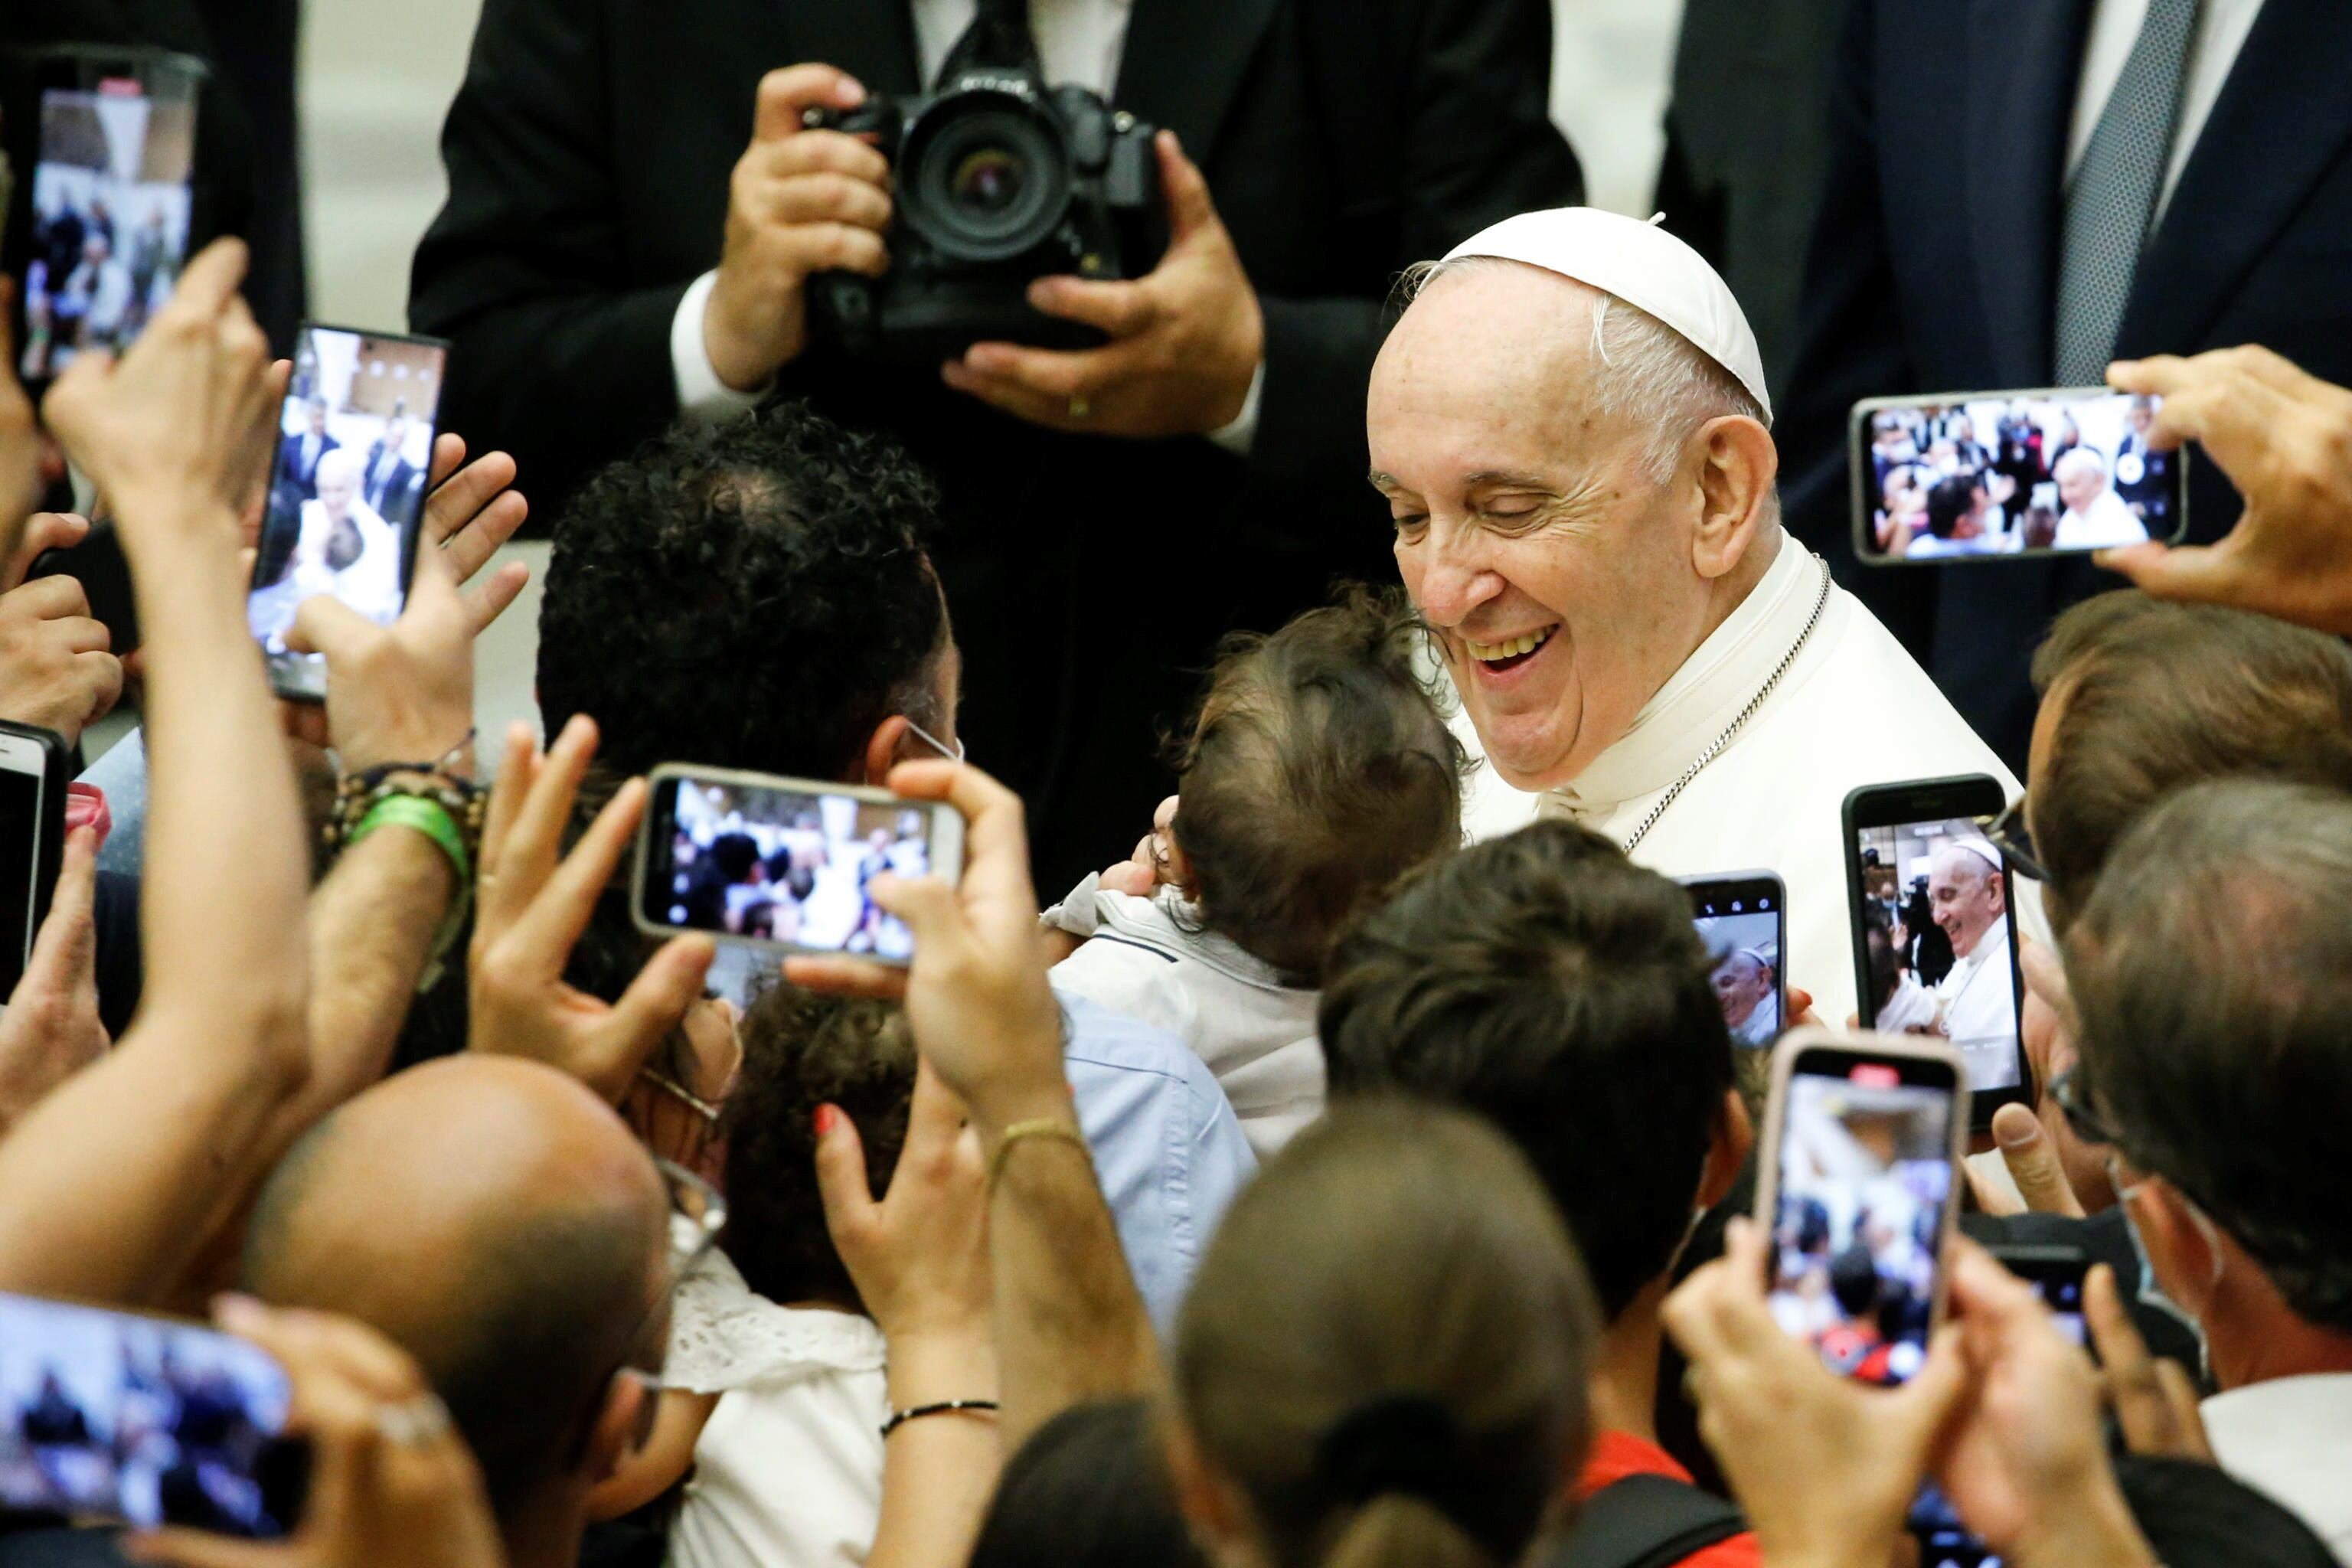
left=632, top=763, right=968, bottom=968
left=0, top=1290, right=305, bottom=1536
left=26, top=516, right=140, bottom=655
left=0, top=721, right=68, bottom=1005
left=1851, top=387, right=2190, bottom=564
left=1756, top=1030, right=1970, bottom=1387
left=245, top=323, right=448, bottom=702
left=1906, top=1244, right=2091, bottom=1564
left=1680, top=870, right=1787, bottom=1050
left=0, top=46, right=204, bottom=395
left=1844, top=775, right=2030, bottom=1127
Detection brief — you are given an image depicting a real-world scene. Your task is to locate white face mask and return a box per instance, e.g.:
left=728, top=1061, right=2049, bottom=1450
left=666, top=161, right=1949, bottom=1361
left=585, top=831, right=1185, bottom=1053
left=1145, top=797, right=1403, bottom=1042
left=2110, top=1155, right=2218, bottom=1383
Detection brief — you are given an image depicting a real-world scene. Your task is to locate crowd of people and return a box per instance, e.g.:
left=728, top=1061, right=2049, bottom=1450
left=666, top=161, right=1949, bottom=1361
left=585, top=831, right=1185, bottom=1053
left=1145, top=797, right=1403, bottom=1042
left=1, top=4, right=2351, bottom=1564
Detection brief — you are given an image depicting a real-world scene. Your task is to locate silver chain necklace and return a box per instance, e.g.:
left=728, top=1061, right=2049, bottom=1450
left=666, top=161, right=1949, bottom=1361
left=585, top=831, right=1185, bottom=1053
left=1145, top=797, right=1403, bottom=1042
left=1619, top=556, right=1834, bottom=855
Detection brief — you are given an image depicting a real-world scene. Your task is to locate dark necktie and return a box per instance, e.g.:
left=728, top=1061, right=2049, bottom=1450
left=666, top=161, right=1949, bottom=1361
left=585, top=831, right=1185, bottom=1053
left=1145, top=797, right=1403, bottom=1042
left=2052, top=0, right=2203, bottom=384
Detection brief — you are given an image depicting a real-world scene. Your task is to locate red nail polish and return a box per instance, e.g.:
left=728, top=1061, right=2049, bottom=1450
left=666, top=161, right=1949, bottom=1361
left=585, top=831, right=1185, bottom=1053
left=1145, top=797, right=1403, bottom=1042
left=814, top=1105, right=838, bottom=1137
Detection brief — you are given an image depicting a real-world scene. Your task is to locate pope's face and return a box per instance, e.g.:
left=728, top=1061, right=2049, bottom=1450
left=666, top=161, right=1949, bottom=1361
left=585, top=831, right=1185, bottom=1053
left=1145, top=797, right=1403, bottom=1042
left=1929, top=848, right=2004, bottom=959
left=1368, top=266, right=1716, bottom=790
left=2057, top=460, right=2106, bottom=514
left=316, top=466, right=356, bottom=520
left=1713, top=955, right=1770, bottom=1028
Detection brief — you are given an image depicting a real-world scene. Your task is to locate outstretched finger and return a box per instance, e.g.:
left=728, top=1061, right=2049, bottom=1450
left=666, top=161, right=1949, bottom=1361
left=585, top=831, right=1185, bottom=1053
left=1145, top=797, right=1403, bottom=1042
left=282, top=591, right=380, bottom=662
left=506, top=774, right=646, bottom=972
left=600, top=936, right=720, bottom=1101
left=425, top=431, right=466, bottom=494
left=499, top=713, right=601, bottom=903
left=2093, top=540, right=2237, bottom=606
left=477, top=721, right=541, bottom=889
left=462, top=559, right=531, bottom=639
left=1990, top=1103, right=2086, bottom=1217
left=18, top=826, right=98, bottom=1004
left=779, top=954, right=909, bottom=1001
left=813, top=1098, right=880, bottom=1245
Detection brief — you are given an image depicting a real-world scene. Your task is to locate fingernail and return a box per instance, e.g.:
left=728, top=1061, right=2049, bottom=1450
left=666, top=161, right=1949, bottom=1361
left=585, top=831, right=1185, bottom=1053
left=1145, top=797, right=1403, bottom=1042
left=1994, top=1113, right=2042, bottom=1149
left=814, top=1105, right=839, bottom=1137
left=213, top=1292, right=264, bottom=1330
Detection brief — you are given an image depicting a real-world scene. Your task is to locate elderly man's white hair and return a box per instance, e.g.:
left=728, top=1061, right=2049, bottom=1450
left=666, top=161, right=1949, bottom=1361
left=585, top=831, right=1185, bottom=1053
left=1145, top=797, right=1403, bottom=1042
left=314, top=446, right=365, bottom=488
left=1397, top=256, right=1774, bottom=491
left=2053, top=446, right=2110, bottom=485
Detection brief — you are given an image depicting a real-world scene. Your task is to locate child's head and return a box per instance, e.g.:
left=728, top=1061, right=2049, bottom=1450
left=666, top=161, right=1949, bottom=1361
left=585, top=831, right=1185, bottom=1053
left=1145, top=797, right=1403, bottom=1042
left=719, top=987, right=916, bottom=1312
left=1168, top=586, right=1464, bottom=983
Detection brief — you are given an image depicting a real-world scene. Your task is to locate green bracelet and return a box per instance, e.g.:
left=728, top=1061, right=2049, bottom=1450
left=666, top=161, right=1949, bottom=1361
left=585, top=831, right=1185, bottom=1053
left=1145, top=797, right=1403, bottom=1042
left=348, top=794, right=472, bottom=986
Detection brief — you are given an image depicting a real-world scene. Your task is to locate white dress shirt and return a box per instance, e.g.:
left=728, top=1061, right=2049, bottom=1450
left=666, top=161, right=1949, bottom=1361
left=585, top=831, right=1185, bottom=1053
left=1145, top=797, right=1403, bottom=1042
left=2066, top=0, right=2269, bottom=218
left=2202, top=1371, right=2352, bottom=1559
left=1454, top=539, right=2036, bottom=1029
left=671, top=0, right=1263, bottom=450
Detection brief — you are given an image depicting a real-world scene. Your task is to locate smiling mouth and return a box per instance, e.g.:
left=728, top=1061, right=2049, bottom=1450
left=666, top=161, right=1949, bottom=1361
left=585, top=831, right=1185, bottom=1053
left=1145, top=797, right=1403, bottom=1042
left=1464, top=625, right=1560, bottom=674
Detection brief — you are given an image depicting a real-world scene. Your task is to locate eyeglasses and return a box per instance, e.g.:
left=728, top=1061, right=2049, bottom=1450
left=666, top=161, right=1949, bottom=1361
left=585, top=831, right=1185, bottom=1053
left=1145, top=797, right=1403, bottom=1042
left=2047, top=1066, right=2118, bottom=1148
left=1974, top=795, right=2050, bottom=884
left=655, top=1156, right=727, bottom=1293
left=906, top=720, right=965, bottom=763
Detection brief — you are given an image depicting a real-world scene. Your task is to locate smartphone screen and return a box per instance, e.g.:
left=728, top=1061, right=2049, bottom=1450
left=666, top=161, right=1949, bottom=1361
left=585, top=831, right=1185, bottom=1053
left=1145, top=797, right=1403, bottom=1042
left=14, top=61, right=198, bottom=389
left=1767, top=1047, right=1962, bottom=1387
left=1852, top=389, right=2187, bottom=564
left=0, top=1291, right=301, bottom=1537
left=1907, top=1248, right=2089, bottom=1563
left=246, top=324, right=447, bottom=700
left=1683, top=872, right=1785, bottom=1050
left=0, top=760, right=41, bottom=995
left=1848, top=786, right=2027, bottom=1097
left=635, top=767, right=961, bottom=964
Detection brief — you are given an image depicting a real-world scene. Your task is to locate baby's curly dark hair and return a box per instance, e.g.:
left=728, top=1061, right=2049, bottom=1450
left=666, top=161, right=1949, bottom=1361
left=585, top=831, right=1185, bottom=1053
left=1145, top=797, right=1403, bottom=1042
left=719, top=986, right=918, bottom=1312
left=537, top=399, right=948, bottom=783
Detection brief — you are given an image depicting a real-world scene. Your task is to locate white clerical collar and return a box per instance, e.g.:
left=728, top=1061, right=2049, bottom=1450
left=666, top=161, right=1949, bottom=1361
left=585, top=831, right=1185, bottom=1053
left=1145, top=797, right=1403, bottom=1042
left=1549, top=537, right=1818, bottom=816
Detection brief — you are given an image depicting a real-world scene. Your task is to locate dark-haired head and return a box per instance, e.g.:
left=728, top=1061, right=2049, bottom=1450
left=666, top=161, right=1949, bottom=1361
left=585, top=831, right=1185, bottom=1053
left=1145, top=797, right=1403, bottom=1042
left=1318, top=821, right=1747, bottom=1321
left=539, top=398, right=956, bottom=789
left=1166, top=586, right=1463, bottom=983
left=719, top=988, right=918, bottom=1311
left=970, top=1399, right=1205, bottom=1568
left=1174, top=1101, right=1599, bottom=1568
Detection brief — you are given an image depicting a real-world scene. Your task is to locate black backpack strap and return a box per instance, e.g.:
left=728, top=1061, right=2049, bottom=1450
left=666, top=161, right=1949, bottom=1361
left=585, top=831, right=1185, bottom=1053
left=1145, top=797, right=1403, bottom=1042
left=1544, top=1473, right=1749, bottom=1568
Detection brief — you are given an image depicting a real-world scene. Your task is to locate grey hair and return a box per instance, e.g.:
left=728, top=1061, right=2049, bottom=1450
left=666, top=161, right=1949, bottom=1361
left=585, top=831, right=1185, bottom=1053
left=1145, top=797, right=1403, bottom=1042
left=1395, top=255, right=1773, bottom=491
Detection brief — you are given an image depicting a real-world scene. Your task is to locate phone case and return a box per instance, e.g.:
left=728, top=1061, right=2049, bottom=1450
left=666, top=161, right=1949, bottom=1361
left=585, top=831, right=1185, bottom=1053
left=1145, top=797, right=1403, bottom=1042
left=0, top=720, right=71, bottom=972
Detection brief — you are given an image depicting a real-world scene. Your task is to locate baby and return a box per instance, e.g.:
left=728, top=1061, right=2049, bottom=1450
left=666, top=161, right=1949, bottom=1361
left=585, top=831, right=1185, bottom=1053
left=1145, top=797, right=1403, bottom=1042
left=1045, top=587, right=1465, bottom=1157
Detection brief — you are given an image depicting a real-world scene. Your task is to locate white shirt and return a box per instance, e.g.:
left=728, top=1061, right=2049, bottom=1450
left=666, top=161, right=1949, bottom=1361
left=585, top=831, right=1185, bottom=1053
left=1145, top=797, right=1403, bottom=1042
left=1044, top=877, right=1323, bottom=1159
left=2053, top=487, right=2148, bottom=549
left=2067, top=0, right=2268, bottom=219
left=1455, top=539, right=2030, bottom=1029
left=671, top=0, right=1263, bottom=449
left=2202, top=1371, right=2352, bottom=1560
left=663, top=1250, right=889, bottom=1568
left=1936, top=921, right=2018, bottom=1089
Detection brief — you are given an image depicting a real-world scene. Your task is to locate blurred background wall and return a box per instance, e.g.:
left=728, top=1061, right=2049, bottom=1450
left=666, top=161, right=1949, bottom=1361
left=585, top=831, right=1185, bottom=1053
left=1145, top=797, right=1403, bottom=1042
left=299, top=0, right=1685, bottom=326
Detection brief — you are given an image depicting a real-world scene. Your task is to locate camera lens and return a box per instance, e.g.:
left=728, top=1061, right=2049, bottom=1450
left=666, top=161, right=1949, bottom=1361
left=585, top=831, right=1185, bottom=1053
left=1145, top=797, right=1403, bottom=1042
left=902, top=93, right=1070, bottom=262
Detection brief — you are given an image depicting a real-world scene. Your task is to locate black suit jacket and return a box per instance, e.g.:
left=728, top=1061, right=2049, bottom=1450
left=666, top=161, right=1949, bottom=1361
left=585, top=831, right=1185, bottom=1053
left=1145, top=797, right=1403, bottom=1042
left=409, top=0, right=1579, bottom=885
left=1779, top=0, right=2352, bottom=766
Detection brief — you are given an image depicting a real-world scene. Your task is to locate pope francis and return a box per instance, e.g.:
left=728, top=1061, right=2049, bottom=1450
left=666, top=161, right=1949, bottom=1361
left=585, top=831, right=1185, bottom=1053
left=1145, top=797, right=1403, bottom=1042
left=1367, top=208, right=2024, bottom=1027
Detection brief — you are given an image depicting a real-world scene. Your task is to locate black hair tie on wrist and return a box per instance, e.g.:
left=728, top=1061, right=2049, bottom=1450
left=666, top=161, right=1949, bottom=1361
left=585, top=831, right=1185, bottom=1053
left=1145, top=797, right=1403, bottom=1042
left=1313, top=1392, right=1524, bottom=1563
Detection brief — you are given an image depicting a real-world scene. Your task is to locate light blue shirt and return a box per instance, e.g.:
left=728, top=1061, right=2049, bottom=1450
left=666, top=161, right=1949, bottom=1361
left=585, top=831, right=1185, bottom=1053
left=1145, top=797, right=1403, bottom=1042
left=1061, top=993, right=1256, bottom=1333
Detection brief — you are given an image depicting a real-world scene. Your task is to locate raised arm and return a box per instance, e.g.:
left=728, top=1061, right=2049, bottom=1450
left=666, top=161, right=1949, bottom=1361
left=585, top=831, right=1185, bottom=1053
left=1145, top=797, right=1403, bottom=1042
left=787, top=760, right=1163, bottom=1449
left=0, top=241, right=315, bottom=1304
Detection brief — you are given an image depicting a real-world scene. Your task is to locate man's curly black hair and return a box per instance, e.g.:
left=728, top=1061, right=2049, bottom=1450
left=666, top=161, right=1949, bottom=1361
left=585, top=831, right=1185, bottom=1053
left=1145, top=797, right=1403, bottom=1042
left=537, top=399, right=949, bottom=783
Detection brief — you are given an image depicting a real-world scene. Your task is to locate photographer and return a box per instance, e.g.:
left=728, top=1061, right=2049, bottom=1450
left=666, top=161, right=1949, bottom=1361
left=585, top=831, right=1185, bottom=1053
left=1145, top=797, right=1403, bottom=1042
left=409, top=0, right=1580, bottom=887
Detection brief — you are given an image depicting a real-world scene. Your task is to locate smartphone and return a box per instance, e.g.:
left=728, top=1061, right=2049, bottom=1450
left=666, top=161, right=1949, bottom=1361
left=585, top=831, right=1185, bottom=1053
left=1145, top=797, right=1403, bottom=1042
left=1906, top=1244, right=2090, bottom=1564
left=0, top=46, right=204, bottom=394
left=0, top=723, right=68, bottom=1007
left=1681, top=870, right=1786, bottom=1050
left=1756, top=1029, right=1969, bottom=1388
left=1851, top=387, right=2189, bottom=565
left=1844, top=776, right=2029, bottom=1125
left=245, top=323, right=448, bottom=701
left=633, top=763, right=967, bottom=966
left=26, top=516, right=140, bottom=655
left=0, top=1290, right=304, bottom=1536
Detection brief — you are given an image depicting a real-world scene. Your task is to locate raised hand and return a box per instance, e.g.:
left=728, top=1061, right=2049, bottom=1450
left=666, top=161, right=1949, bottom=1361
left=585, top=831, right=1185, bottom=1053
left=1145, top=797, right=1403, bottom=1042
left=943, top=133, right=1263, bottom=438
left=284, top=528, right=478, bottom=778
left=0, top=828, right=107, bottom=1132
left=469, top=717, right=716, bottom=1101
left=124, top=1298, right=504, bottom=1568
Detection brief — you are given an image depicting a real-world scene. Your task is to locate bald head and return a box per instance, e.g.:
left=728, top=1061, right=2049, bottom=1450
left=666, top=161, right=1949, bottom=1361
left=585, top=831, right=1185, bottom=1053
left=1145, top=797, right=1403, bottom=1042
left=241, top=1057, right=667, bottom=1517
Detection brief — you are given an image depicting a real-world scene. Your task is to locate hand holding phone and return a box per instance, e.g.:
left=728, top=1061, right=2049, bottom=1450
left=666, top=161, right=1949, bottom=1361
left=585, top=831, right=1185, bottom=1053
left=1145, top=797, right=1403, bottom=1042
left=633, top=761, right=966, bottom=968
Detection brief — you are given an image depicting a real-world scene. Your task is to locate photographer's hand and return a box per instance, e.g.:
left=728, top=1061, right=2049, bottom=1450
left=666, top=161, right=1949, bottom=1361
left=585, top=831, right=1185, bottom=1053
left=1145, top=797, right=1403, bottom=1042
left=944, top=132, right=1263, bottom=439
left=704, top=64, right=893, bottom=394
left=2099, top=348, right=2352, bottom=634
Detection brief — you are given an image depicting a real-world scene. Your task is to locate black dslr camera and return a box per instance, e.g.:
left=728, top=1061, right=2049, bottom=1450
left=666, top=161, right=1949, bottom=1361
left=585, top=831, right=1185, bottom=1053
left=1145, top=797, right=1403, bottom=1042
left=802, top=2, right=1165, bottom=365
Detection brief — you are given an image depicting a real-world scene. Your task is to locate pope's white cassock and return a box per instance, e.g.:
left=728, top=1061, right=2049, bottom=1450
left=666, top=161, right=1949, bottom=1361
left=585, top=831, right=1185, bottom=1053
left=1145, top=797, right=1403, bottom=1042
left=1452, top=538, right=2040, bottom=1028
left=1936, top=903, right=2017, bottom=1089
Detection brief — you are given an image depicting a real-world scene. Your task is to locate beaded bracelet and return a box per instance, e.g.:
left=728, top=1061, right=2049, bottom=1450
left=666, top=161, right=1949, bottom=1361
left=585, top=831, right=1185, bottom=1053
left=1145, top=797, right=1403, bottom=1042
left=880, top=1400, right=1000, bottom=1439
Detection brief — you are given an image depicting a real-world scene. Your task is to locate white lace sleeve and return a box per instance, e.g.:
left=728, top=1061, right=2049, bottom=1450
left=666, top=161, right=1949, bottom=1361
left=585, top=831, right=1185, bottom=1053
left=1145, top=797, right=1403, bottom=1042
left=664, top=1250, right=888, bottom=1394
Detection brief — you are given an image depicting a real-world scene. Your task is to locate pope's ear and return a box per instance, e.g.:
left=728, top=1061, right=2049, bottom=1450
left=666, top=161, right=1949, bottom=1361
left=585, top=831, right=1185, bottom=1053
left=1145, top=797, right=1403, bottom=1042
left=1690, top=415, right=1779, bottom=580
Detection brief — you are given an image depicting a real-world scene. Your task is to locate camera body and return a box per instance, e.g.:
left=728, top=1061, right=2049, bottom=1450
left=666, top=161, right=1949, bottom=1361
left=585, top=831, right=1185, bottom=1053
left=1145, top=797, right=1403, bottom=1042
left=803, top=58, right=1165, bottom=366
